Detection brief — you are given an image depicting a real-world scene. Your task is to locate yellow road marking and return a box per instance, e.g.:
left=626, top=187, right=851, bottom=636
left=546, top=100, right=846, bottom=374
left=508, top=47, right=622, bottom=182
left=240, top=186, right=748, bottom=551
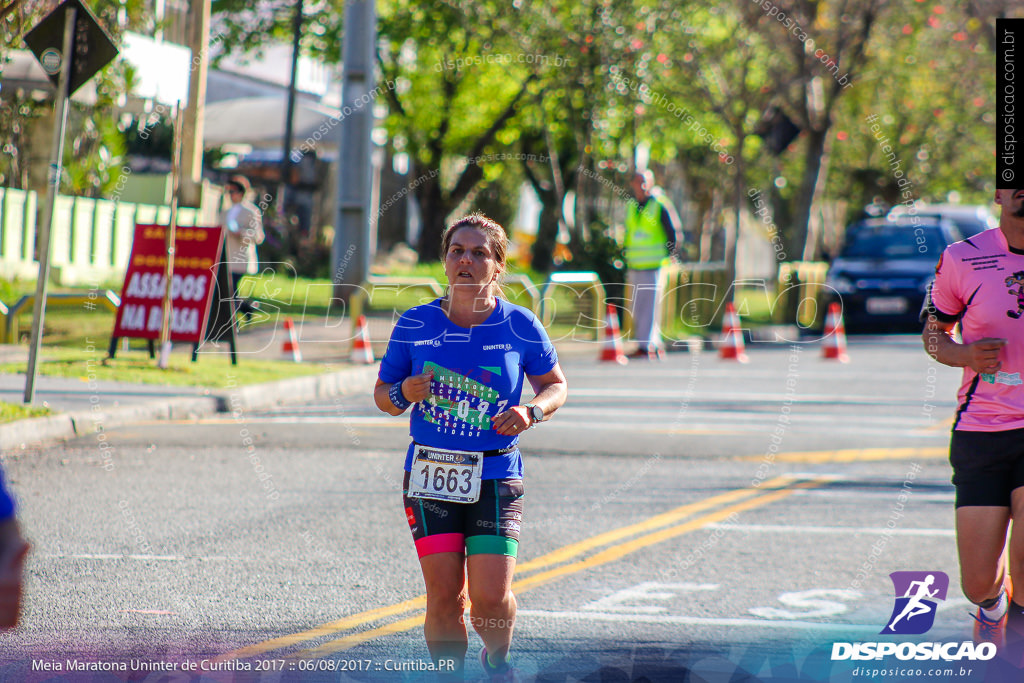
left=294, top=613, right=429, bottom=659
left=922, top=416, right=955, bottom=432
left=736, top=447, right=945, bottom=464
left=289, top=477, right=827, bottom=659
left=213, top=597, right=427, bottom=663
left=515, top=475, right=796, bottom=574
left=219, top=475, right=804, bottom=661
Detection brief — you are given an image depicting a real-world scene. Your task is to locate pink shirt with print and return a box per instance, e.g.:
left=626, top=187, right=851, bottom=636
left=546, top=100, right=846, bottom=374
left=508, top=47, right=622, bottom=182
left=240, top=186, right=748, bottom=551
left=928, top=227, right=1024, bottom=431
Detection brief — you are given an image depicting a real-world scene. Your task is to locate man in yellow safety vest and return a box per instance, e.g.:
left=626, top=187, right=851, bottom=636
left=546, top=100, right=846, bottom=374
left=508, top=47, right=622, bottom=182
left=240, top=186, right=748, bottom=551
left=623, top=170, right=681, bottom=360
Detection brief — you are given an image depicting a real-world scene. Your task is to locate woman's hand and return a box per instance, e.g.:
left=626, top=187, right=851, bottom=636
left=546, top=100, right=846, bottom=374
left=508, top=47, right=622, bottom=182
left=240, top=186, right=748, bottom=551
left=401, top=370, right=434, bottom=402
left=492, top=406, right=531, bottom=436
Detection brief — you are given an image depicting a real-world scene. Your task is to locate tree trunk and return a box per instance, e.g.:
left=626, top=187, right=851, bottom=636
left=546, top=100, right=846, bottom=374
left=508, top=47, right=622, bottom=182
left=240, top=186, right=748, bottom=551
left=416, top=175, right=447, bottom=262
left=531, top=192, right=560, bottom=274
left=724, top=138, right=746, bottom=289
left=802, top=134, right=832, bottom=262
left=792, top=127, right=827, bottom=264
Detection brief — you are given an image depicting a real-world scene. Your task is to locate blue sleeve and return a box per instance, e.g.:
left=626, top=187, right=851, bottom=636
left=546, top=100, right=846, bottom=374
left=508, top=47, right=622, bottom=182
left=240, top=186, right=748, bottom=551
left=519, top=310, right=558, bottom=376
left=0, top=467, right=15, bottom=520
left=378, top=312, right=413, bottom=385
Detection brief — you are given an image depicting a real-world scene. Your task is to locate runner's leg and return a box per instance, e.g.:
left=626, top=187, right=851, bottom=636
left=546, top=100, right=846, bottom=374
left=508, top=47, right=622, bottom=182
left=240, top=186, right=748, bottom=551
left=957, top=506, right=1010, bottom=604
left=420, top=552, right=469, bottom=671
left=1004, top=487, right=1024, bottom=644
left=466, top=553, right=517, bottom=664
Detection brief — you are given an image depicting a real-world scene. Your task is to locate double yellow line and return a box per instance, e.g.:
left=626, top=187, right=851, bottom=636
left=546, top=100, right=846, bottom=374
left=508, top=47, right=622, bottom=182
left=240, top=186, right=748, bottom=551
left=218, top=474, right=828, bottom=662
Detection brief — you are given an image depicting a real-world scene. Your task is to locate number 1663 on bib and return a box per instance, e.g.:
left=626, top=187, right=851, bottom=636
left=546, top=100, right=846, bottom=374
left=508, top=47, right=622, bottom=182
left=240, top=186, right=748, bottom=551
left=407, top=446, right=483, bottom=503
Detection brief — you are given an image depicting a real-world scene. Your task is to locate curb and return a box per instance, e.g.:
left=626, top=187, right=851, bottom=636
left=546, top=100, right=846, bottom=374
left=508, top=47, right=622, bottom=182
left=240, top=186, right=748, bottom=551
left=0, top=365, right=381, bottom=452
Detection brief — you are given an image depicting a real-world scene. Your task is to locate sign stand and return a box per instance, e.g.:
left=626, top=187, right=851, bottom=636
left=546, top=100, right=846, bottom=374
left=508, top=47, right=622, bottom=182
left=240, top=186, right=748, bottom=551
left=106, top=337, right=156, bottom=359
left=108, top=224, right=226, bottom=361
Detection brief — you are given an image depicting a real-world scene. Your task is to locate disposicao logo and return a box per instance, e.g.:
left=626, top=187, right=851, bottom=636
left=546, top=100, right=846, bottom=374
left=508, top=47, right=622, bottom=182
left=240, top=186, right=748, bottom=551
left=881, top=571, right=948, bottom=635
left=831, top=570, right=996, bottom=663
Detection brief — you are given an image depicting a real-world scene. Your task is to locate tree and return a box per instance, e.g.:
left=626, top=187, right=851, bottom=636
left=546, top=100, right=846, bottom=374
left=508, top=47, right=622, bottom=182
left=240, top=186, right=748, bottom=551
left=375, top=0, right=539, bottom=260
left=829, top=0, right=1004, bottom=224
left=1, top=0, right=151, bottom=195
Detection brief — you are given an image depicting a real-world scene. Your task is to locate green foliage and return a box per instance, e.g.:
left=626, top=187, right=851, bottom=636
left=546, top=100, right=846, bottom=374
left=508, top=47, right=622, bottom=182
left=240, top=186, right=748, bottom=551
left=829, top=0, right=997, bottom=218
left=0, top=349, right=325, bottom=388
left=0, top=401, right=51, bottom=424
left=1, top=0, right=149, bottom=195
left=570, top=221, right=627, bottom=305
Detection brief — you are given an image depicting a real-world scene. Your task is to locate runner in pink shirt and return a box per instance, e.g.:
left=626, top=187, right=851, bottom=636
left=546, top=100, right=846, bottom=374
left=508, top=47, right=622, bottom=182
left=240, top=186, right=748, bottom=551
left=923, top=188, right=1024, bottom=651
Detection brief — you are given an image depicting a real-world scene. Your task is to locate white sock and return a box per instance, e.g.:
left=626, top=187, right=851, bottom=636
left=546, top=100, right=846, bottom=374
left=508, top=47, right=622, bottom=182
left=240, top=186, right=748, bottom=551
left=981, top=590, right=1008, bottom=620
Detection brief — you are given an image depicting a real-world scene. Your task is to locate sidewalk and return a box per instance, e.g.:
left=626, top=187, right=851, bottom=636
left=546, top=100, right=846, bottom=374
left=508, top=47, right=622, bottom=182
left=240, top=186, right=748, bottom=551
left=0, top=315, right=387, bottom=451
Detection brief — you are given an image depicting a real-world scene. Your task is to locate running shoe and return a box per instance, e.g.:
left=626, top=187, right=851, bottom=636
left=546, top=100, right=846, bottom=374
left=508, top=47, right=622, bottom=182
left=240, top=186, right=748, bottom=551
left=480, top=647, right=519, bottom=682
left=973, top=579, right=1013, bottom=648
left=627, top=348, right=665, bottom=361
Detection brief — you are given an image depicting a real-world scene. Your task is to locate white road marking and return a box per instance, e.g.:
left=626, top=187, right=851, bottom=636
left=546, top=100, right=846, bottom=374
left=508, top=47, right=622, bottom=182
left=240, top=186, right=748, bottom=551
left=516, top=609, right=883, bottom=631
left=706, top=524, right=955, bottom=537
left=564, top=388, right=954, bottom=406
left=40, top=554, right=239, bottom=562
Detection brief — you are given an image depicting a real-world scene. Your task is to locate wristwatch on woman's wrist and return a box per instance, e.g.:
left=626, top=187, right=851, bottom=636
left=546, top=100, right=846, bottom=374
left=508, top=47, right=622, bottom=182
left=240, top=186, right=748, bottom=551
left=525, top=403, right=544, bottom=426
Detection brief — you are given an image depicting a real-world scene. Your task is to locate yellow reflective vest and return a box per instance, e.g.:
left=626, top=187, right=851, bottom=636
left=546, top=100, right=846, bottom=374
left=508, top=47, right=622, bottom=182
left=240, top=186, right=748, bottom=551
left=625, top=196, right=672, bottom=269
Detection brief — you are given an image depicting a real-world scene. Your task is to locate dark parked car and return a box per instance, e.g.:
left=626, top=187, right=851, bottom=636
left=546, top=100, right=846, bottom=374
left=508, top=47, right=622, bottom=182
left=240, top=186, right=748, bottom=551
left=823, top=218, right=962, bottom=332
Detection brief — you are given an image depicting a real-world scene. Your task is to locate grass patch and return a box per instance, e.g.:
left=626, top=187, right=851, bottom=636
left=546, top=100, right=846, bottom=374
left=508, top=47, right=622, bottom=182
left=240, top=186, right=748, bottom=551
left=734, top=286, right=778, bottom=325
left=0, top=401, right=52, bottom=424
left=0, top=349, right=326, bottom=388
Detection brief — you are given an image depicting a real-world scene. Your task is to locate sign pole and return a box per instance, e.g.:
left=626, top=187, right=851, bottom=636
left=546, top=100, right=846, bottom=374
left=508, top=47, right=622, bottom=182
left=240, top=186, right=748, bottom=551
left=158, top=100, right=184, bottom=368
left=24, top=6, right=76, bottom=404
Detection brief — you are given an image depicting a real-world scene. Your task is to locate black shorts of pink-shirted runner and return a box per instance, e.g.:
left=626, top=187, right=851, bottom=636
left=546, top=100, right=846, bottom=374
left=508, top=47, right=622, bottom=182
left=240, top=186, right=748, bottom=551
left=950, top=427, right=1024, bottom=508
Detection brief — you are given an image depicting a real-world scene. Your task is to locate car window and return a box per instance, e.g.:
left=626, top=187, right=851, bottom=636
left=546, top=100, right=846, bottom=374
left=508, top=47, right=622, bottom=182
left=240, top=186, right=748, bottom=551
left=840, top=226, right=947, bottom=259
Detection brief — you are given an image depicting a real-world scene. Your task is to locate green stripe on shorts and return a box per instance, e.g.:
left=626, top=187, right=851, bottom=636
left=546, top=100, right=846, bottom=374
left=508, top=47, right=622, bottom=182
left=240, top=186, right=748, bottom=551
left=465, top=535, right=518, bottom=557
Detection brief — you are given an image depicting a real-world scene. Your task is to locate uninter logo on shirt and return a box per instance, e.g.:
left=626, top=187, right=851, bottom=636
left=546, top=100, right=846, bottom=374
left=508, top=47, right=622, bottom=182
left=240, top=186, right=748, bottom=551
left=482, top=343, right=512, bottom=351
left=414, top=339, right=442, bottom=347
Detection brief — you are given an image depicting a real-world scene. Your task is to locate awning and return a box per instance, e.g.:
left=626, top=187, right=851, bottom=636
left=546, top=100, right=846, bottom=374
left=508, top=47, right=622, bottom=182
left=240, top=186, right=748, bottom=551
left=202, top=96, right=342, bottom=149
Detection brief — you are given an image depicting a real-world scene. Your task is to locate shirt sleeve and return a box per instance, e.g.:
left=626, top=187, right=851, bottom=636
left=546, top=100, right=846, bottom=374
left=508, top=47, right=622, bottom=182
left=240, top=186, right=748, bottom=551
left=518, top=310, right=559, bottom=376
left=0, top=467, right=15, bottom=520
left=922, top=250, right=964, bottom=323
left=378, top=313, right=414, bottom=384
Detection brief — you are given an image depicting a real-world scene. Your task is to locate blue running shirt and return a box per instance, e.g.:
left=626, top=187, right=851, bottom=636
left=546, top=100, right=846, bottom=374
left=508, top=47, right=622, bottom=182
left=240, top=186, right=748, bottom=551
left=378, top=298, right=558, bottom=479
left=0, top=467, right=14, bottom=520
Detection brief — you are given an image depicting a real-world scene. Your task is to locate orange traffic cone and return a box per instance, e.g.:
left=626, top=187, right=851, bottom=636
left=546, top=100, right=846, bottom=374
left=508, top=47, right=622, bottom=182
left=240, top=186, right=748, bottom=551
left=351, top=315, right=374, bottom=364
left=599, top=304, right=628, bottom=365
left=719, top=301, right=748, bottom=362
left=282, top=317, right=302, bottom=362
left=822, top=302, right=850, bottom=362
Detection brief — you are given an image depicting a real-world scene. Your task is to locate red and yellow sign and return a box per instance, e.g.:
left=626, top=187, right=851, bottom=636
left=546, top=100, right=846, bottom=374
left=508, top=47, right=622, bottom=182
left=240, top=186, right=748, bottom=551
left=112, top=224, right=225, bottom=342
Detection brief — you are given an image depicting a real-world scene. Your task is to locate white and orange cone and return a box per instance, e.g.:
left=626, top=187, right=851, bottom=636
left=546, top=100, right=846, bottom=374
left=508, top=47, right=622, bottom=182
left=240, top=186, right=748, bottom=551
left=350, top=315, right=374, bottom=364
left=599, top=304, right=628, bottom=365
left=282, top=317, right=302, bottom=362
left=719, top=301, right=748, bottom=362
left=822, top=302, right=850, bottom=363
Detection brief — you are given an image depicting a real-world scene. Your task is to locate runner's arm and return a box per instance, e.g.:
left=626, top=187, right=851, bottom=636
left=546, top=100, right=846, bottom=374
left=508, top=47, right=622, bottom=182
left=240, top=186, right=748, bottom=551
left=374, top=371, right=433, bottom=416
left=922, top=316, right=1006, bottom=374
left=524, top=362, right=568, bottom=421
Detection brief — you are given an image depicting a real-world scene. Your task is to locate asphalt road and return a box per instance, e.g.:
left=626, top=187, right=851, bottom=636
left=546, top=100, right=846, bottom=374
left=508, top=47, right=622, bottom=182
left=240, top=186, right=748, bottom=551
left=1, top=336, right=1015, bottom=682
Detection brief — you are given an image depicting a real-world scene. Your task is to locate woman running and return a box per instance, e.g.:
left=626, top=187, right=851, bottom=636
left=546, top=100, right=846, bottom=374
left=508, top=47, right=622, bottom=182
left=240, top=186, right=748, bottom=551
left=374, top=213, right=567, bottom=680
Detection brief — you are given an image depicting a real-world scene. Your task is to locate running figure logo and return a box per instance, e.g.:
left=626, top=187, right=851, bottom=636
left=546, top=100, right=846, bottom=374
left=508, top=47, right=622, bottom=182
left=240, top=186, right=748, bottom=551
left=881, top=571, right=949, bottom=635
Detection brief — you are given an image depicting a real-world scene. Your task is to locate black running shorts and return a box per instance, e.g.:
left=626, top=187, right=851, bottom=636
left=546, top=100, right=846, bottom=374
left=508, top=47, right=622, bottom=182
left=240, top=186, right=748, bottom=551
left=950, top=427, right=1024, bottom=508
